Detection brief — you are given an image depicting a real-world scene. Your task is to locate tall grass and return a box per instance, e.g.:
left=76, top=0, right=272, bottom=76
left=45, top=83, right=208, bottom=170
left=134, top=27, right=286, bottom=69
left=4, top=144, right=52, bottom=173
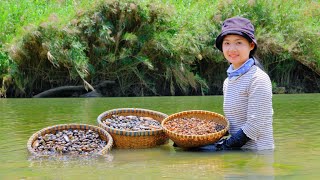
left=0, top=0, right=104, bottom=96
left=3, top=1, right=210, bottom=97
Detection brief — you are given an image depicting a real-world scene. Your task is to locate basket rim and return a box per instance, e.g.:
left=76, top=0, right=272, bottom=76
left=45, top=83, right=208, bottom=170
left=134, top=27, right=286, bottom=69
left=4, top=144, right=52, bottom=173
left=27, top=123, right=113, bottom=156
left=97, top=108, right=168, bottom=136
left=161, top=110, right=229, bottom=139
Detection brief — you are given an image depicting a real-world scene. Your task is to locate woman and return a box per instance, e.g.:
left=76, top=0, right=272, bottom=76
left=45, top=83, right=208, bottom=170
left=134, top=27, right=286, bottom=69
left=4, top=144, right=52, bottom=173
left=214, top=17, right=274, bottom=150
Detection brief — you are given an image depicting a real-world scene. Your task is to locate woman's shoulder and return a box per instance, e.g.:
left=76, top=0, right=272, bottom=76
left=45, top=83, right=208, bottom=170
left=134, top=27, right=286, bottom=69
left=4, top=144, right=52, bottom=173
left=250, top=65, right=270, bottom=78
left=249, top=65, right=272, bottom=85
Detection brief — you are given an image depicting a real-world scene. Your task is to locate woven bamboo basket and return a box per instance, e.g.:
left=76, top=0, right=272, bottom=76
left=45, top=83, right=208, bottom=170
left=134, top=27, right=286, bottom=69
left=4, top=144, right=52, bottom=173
left=27, top=124, right=113, bottom=156
left=97, top=108, right=169, bottom=149
left=161, top=110, right=229, bottom=148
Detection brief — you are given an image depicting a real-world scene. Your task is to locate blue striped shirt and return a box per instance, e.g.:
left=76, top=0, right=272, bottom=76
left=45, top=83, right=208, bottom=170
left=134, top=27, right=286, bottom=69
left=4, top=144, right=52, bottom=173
left=223, top=65, right=275, bottom=150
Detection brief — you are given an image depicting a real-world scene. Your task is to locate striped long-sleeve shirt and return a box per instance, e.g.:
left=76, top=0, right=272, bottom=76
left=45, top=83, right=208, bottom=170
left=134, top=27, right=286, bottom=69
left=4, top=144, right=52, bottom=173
left=223, top=65, right=275, bottom=150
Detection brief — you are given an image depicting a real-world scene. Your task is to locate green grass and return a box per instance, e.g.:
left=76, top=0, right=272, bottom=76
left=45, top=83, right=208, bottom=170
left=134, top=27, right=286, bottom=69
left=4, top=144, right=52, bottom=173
left=0, top=0, right=105, bottom=45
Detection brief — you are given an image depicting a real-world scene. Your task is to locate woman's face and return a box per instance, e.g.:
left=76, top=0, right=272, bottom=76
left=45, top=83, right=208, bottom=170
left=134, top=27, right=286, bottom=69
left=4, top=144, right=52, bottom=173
left=222, top=34, right=255, bottom=69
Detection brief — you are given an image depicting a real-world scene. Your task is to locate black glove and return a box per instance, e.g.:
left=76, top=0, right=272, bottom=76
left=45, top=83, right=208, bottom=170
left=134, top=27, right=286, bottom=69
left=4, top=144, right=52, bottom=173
left=215, top=129, right=250, bottom=150
left=224, top=130, right=230, bottom=136
left=190, top=129, right=250, bottom=152
left=173, top=129, right=249, bottom=152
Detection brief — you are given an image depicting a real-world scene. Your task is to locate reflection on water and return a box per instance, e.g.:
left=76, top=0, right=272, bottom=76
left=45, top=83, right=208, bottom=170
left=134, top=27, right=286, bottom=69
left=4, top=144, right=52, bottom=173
left=28, top=154, right=114, bottom=168
left=0, top=94, right=320, bottom=179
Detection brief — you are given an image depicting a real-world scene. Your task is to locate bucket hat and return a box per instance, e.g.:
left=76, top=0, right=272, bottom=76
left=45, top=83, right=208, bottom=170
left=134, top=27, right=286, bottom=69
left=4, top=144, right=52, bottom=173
left=215, top=17, right=257, bottom=54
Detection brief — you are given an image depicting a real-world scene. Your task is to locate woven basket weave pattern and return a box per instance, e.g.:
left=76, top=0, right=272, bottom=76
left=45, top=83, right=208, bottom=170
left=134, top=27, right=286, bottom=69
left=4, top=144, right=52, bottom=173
left=27, top=124, right=113, bottom=156
left=97, top=108, right=169, bottom=149
left=161, top=110, right=229, bottom=148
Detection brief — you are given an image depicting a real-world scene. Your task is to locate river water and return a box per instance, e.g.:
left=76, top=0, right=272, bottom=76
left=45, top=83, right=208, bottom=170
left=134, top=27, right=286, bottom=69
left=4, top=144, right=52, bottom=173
left=0, top=94, right=319, bottom=179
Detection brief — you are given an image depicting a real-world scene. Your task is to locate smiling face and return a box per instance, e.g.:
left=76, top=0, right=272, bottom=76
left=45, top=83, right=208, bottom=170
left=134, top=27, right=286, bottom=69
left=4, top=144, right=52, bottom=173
left=222, top=34, right=255, bottom=69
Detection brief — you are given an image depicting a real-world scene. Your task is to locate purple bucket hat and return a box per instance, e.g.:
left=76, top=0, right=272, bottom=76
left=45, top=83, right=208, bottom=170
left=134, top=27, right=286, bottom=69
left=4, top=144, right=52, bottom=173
left=215, top=17, right=257, bottom=54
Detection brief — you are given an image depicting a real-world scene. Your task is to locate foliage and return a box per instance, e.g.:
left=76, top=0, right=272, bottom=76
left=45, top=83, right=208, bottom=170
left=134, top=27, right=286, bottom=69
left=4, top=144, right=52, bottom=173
left=0, top=47, right=17, bottom=97
left=3, top=1, right=209, bottom=97
left=0, top=0, right=105, bottom=45
left=0, top=0, right=319, bottom=97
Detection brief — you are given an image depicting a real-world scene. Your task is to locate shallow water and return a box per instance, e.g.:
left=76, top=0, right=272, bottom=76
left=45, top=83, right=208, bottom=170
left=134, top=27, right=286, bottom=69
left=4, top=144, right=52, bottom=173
left=0, top=94, right=319, bottom=179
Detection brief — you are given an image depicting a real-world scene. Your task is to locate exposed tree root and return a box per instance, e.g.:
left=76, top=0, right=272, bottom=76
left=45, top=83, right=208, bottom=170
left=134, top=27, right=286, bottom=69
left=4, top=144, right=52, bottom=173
left=33, top=80, right=115, bottom=98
